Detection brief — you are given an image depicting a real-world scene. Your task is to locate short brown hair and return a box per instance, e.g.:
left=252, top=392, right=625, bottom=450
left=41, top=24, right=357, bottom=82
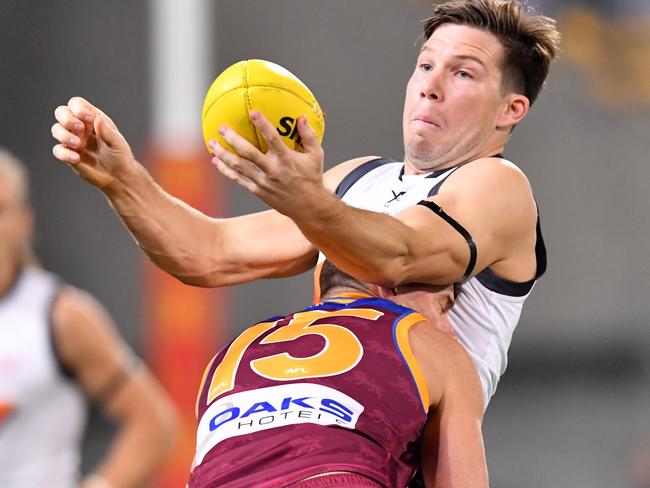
left=423, top=0, right=560, bottom=104
left=319, top=260, right=368, bottom=297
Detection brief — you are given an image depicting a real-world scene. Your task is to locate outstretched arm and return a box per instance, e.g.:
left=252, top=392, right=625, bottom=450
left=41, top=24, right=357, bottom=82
left=50, top=97, right=321, bottom=286
left=52, top=287, right=178, bottom=488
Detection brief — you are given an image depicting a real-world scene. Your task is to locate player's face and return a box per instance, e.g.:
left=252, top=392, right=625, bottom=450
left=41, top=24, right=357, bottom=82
left=403, top=24, right=509, bottom=172
left=0, top=172, right=31, bottom=269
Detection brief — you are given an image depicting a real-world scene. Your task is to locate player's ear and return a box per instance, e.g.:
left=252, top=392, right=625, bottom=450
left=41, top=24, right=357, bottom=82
left=443, top=284, right=459, bottom=313
left=375, top=285, right=395, bottom=299
left=496, top=93, right=529, bottom=130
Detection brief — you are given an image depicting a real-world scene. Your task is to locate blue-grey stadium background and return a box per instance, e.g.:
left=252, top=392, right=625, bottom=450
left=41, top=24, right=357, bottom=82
left=1, top=1, right=649, bottom=487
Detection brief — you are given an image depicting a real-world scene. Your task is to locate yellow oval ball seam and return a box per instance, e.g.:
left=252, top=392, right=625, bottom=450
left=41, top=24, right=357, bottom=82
left=242, top=61, right=262, bottom=150
left=203, top=85, right=324, bottom=133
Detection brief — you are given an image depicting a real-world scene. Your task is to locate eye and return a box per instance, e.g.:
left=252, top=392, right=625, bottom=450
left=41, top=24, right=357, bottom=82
left=420, top=63, right=433, bottom=72
left=456, top=70, right=472, bottom=79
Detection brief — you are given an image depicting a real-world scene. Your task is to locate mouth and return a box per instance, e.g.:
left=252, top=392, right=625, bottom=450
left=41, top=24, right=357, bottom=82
left=411, top=116, right=442, bottom=130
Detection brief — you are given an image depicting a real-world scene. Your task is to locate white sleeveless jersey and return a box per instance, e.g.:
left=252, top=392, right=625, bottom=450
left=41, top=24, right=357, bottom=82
left=0, top=268, right=87, bottom=488
left=331, top=158, right=546, bottom=407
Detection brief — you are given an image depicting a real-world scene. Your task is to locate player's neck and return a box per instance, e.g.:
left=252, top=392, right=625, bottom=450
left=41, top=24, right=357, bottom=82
left=321, top=286, right=374, bottom=301
left=403, top=142, right=506, bottom=176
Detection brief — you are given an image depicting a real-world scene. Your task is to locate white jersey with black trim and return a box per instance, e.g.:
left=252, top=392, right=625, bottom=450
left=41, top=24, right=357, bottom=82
left=0, top=267, right=87, bottom=488
left=330, top=158, right=546, bottom=407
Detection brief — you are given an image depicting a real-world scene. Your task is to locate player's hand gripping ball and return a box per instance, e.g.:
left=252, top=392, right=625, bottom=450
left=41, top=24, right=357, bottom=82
left=202, top=59, right=325, bottom=154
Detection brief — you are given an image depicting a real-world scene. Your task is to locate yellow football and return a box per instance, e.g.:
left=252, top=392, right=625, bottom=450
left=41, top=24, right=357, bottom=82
left=202, top=59, right=325, bottom=154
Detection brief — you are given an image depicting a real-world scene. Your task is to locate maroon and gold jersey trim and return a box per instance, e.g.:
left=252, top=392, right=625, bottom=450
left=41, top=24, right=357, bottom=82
left=393, top=311, right=430, bottom=411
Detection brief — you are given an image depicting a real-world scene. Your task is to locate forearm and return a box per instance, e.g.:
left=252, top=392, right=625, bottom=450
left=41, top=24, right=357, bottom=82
left=100, top=160, right=319, bottom=286
left=101, top=162, right=228, bottom=285
left=302, top=201, right=408, bottom=285
left=293, top=190, right=463, bottom=286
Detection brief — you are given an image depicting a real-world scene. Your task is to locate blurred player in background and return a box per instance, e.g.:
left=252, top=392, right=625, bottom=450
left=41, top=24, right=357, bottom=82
left=190, top=261, right=486, bottom=488
left=0, top=148, right=178, bottom=488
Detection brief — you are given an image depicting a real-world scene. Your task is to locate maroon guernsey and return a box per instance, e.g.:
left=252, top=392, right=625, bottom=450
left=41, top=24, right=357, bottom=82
left=190, top=293, right=431, bottom=488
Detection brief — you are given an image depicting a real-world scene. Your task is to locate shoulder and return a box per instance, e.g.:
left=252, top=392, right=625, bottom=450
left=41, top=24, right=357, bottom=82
left=413, top=324, right=473, bottom=373
left=52, top=286, right=112, bottom=331
left=323, top=156, right=383, bottom=191
left=408, top=321, right=479, bottom=403
left=430, top=157, right=537, bottom=235
left=51, top=286, right=120, bottom=368
left=433, top=332, right=484, bottom=412
left=442, top=157, right=532, bottom=197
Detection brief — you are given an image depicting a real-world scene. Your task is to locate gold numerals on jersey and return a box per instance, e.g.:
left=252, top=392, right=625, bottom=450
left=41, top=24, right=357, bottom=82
left=204, top=308, right=383, bottom=405
left=206, top=321, right=278, bottom=403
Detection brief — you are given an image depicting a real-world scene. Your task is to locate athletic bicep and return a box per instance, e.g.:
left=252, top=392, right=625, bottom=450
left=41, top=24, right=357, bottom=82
left=390, top=203, right=475, bottom=283
left=423, top=163, right=536, bottom=274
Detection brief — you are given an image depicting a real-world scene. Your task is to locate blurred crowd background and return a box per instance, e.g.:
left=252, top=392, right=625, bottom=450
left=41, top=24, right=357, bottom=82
left=1, top=1, right=649, bottom=487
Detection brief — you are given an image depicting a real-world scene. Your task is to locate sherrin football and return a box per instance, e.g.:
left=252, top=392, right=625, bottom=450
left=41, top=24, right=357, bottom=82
left=202, top=59, right=325, bottom=154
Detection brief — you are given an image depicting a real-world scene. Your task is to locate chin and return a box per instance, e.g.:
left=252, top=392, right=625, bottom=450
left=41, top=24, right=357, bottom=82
left=405, top=145, right=440, bottom=169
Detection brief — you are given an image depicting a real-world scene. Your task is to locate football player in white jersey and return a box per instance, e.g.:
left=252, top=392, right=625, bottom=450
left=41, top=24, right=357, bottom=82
left=51, top=0, right=559, bottom=407
left=0, top=149, right=177, bottom=488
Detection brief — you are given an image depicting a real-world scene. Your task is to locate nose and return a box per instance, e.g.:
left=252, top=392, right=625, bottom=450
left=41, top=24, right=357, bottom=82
left=420, top=70, right=442, bottom=101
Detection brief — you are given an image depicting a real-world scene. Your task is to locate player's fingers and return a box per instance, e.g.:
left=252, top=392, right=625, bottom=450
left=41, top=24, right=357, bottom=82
left=94, top=115, right=122, bottom=149
left=51, top=123, right=82, bottom=149
left=54, top=105, right=86, bottom=135
left=212, top=156, right=258, bottom=194
left=210, top=140, right=264, bottom=183
left=297, top=116, right=322, bottom=155
left=68, top=96, right=100, bottom=124
left=52, top=144, right=80, bottom=164
left=249, top=111, right=289, bottom=156
left=215, top=126, right=267, bottom=169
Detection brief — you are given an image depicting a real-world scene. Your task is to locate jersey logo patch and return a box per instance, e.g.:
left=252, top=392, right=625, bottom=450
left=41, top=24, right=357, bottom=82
left=194, top=383, right=364, bottom=466
left=385, top=190, right=406, bottom=207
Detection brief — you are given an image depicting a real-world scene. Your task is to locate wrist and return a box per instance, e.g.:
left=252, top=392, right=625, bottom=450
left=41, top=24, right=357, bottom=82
left=102, top=157, right=147, bottom=200
left=293, top=184, right=343, bottom=225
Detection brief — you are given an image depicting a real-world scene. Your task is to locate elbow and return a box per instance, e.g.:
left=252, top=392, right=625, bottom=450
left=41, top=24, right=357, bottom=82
left=355, top=255, right=413, bottom=288
left=151, top=397, right=180, bottom=455
left=134, top=378, right=181, bottom=455
left=171, top=271, right=218, bottom=288
left=166, top=257, right=234, bottom=287
left=144, top=248, right=227, bottom=288
left=161, top=405, right=181, bottom=454
left=169, top=254, right=251, bottom=288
